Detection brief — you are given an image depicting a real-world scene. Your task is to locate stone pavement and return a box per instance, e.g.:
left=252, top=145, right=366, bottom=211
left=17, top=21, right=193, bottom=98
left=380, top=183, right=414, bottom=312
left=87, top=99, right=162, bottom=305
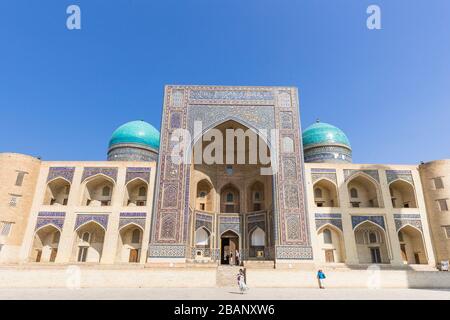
left=1, top=287, right=450, bottom=300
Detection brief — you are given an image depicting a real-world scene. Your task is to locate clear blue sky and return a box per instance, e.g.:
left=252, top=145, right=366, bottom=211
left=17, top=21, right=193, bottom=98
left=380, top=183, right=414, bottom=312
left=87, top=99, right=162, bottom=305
left=0, top=0, right=449, bottom=164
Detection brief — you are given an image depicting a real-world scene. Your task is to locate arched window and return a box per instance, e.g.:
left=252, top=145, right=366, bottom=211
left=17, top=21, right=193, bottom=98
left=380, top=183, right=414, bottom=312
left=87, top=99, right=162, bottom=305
left=254, top=192, right=261, bottom=201
left=314, top=188, right=323, bottom=198
left=131, top=229, right=141, bottom=244
left=199, top=191, right=207, bottom=198
left=82, top=232, right=90, bottom=243
left=138, top=186, right=147, bottom=197
left=102, top=186, right=111, bottom=197
left=369, top=232, right=378, bottom=244
left=350, top=188, right=358, bottom=198
left=323, top=229, right=332, bottom=244
left=226, top=193, right=234, bottom=203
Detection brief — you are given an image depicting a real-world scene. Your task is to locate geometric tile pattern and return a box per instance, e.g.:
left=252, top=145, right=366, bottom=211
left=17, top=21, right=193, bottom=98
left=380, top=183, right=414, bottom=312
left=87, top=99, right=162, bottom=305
left=75, top=214, right=109, bottom=230
left=276, top=245, right=314, bottom=260
left=394, top=214, right=422, bottom=231
left=351, top=215, right=385, bottom=230
left=195, top=212, right=213, bottom=233
left=81, top=167, right=118, bottom=183
left=47, top=167, right=75, bottom=183
left=119, top=212, right=147, bottom=230
left=125, top=167, right=151, bottom=184
left=314, top=213, right=343, bottom=231
left=344, top=169, right=380, bottom=183
left=35, top=212, right=66, bottom=231
left=386, top=170, right=414, bottom=185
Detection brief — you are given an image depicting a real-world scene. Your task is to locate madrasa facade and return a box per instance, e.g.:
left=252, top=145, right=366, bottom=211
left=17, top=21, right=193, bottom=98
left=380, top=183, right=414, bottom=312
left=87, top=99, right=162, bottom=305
left=1, top=85, right=449, bottom=269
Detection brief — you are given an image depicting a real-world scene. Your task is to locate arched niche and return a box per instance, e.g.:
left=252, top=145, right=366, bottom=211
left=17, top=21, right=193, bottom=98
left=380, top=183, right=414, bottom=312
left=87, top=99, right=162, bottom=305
left=220, top=184, right=240, bottom=213
left=354, top=221, right=389, bottom=264
left=43, top=178, right=71, bottom=206
left=247, top=181, right=265, bottom=212
left=124, top=178, right=148, bottom=207
left=317, top=224, right=345, bottom=263
left=398, top=225, right=427, bottom=264
left=389, top=180, right=417, bottom=208
left=347, top=174, right=382, bottom=208
left=31, top=225, right=61, bottom=262
left=117, top=224, right=144, bottom=263
left=81, top=175, right=114, bottom=207
left=313, top=179, right=339, bottom=207
left=73, top=221, right=105, bottom=263
left=196, top=179, right=214, bottom=212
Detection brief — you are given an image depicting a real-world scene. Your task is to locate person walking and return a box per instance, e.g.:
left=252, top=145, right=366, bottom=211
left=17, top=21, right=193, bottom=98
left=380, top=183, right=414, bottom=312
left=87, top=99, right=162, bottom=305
left=237, top=269, right=248, bottom=294
left=235, top=249, right=240, bottom=266
left=317, top=269, right=326, bottom=289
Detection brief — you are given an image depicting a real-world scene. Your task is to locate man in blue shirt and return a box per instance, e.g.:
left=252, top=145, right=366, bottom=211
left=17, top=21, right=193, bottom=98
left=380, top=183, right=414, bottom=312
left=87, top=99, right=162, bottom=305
left=317, top=269, right=326, bottom=289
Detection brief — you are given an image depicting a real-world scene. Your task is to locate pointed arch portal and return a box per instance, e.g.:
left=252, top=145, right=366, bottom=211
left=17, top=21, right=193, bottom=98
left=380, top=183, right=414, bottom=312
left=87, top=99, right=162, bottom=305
left=149, top=86, right=312, bottom=264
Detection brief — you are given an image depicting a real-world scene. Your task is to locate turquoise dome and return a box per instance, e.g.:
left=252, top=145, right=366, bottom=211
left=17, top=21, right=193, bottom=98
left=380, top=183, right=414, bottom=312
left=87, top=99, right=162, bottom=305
left=302, top=121, right=351, bottom=148
left=109, top=120, right=160, bottom=150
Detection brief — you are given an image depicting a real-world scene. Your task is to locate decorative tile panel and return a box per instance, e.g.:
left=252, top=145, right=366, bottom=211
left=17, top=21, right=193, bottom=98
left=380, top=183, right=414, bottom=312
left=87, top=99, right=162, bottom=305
left=311, top=168, right=337, bottom=173
left=277, top=91, right=292, bottom=108
left=394, top=213, right=422, bottom=231
left=170, top=112, right=182, bottom=129
left=162, top=184, right=178, bottom=208
left=311, top=172, right=337, bottom=184
left=189, top=89, right=274, bottom=103
left=81, top=167, right=118, bottom=182
left=351, top=215, right=385, bottom=230
left=75, top=214, right=109, bottom=230
left=195, top=212, right=213, bottom=232
left=315, top=219, right=343, bottom=231
left=119, top=212, right=147, bottom=230
left=282, top=157, right=298, bottom=179
left=386, top=170, right=414, bottom=185
left=344, top=169, right=380, bottom=183
left=284, top=185, right=300, bottom=208
left=148, top=245, right=186, bottom=258
left=47, top=167, right=75, bottom=183
left=280, top=111, right=293, bottom=129
left=35, top=212, right=66, bottom=231
left=160, top=214, right=177, bottom=240
left=125, top=167, right=151, bottom=184
left=276, top=245, right=313, bottom=260
left=171, top=90, right=185, bottom=108
left=219, top=216, right=241, bottom=235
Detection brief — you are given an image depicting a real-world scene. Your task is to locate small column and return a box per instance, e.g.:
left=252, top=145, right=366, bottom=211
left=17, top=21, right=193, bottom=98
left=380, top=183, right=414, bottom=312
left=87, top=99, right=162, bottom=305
left=56, top=167, right=83, bottom=263
left=140, top=167, right=156, bottom=264
left=336, top=168, right=359, bottom=265
left=379, top=170, right=403, bottom=266
left=99, top=167, right=126, bottom=264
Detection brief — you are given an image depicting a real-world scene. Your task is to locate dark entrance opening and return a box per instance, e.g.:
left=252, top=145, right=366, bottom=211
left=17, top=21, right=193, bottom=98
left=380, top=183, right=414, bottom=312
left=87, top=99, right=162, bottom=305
left=220, top=230, right=239, bottom=265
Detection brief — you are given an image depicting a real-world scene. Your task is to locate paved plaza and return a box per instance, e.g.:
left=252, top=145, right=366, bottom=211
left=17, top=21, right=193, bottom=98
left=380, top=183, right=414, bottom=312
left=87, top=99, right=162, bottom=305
left=1, top=287, right=450, bottom=300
